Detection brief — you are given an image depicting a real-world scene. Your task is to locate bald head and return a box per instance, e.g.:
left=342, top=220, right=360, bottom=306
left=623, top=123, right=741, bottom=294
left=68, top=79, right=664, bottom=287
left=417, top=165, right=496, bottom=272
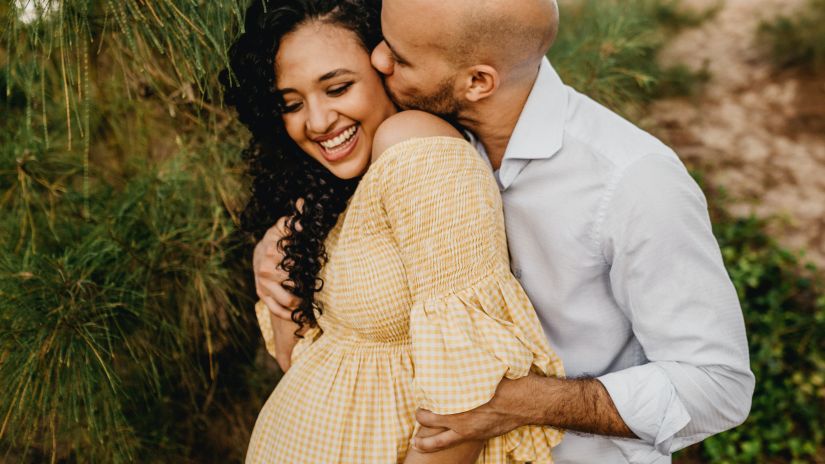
left=411, top=0, right=559, bottom=75
left=377, top=0, right=559, bottom=122
left=458, top=0, right=557, bottom=64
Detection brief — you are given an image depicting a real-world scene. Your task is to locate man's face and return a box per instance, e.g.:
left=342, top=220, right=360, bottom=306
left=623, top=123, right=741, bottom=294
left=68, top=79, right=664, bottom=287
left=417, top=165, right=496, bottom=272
left=371, top=0, right=465, bottom=120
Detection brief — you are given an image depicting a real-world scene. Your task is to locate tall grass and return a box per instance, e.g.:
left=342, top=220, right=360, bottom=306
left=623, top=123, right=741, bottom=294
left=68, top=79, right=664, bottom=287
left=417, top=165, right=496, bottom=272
left=551, top=0, right=715, bottom=116
left=1, top=1, right=257, bottom=462
left=759, top=0, right=825, bottom=72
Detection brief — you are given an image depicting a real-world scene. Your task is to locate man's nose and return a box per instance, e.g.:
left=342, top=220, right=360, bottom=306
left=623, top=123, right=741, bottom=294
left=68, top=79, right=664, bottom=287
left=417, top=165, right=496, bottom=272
left=371, top=41, right=394, bottom=75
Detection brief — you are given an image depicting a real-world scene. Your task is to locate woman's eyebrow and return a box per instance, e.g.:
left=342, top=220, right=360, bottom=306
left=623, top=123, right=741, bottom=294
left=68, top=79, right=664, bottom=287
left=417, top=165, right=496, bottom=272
left=318, top=68, right=355, bottom=82
left=278, top=69, right=356, bottom=94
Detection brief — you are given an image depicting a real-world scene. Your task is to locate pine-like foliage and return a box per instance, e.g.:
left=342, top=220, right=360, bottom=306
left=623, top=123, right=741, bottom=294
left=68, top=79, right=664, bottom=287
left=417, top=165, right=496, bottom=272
left=550, top=0, right=714, bottom=117
left=1, top=1, right=260, bottom=462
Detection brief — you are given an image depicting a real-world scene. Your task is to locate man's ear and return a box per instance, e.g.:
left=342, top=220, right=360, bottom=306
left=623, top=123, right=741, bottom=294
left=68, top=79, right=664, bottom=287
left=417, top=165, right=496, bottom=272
left=461, top=64, right=500, bottom=102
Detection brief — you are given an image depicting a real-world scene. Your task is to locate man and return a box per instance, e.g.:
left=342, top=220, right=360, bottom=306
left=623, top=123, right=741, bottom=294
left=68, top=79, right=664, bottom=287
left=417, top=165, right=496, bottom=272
left=253, top=0, right=755, bottom=462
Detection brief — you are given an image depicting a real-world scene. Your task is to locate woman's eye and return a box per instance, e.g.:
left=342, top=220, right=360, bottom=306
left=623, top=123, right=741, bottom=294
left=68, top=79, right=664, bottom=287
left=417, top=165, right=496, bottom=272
left=281, top=102, right=302, bottom=113
left=328, top=83, right=352, bottom=96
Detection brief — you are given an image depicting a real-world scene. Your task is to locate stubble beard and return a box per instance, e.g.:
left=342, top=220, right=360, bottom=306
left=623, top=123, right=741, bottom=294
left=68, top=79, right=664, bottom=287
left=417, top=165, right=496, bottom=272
left=384, top=75, right=464, bottom=124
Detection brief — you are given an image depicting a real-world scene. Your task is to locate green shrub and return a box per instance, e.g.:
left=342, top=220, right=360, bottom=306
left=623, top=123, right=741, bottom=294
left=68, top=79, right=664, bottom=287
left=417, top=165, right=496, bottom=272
left=759, top=0, right=825, bottom=71
left=551, top=0, right=713, bottom=116
left=689, top=200, right=825, bottom=463
left=0, top=128, right=257, bottom=462
left=1, top=1, right=260, bottom=462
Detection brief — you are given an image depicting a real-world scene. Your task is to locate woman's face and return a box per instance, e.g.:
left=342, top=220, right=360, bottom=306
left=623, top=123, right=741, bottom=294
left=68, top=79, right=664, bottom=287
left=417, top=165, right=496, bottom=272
left=276, top=22, right=397, bottom=180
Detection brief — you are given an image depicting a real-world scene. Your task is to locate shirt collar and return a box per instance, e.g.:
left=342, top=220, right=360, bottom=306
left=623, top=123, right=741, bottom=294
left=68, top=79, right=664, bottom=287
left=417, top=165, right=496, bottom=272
left=502, top=57, right=568, bottom=162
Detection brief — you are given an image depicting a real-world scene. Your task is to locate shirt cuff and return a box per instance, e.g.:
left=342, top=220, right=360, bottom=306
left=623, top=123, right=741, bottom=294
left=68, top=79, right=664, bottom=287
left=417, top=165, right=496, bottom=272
left=598, top=363, right=691, bottom=456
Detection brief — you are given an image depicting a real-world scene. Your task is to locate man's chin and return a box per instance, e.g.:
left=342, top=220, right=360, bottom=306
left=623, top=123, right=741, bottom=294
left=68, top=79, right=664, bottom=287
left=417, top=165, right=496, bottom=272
left=383, top=85, right=462, bottom=123
left=385, top=88, right=416, bottom=112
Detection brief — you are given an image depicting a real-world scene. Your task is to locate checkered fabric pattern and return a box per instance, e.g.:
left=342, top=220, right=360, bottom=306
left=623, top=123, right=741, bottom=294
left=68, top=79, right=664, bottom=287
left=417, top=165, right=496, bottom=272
left=246, top=137, right=564, bottom=463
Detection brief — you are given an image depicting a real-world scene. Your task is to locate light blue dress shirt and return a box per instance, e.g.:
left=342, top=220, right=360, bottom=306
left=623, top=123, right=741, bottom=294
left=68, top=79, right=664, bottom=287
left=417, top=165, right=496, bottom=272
left=470, top=58, right=755, bottom=463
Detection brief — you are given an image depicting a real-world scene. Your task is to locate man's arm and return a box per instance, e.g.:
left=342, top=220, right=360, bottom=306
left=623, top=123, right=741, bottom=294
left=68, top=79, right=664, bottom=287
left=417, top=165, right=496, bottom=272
left=269, top=311, right=304, bottom=372
left=415, top=154, right=754, bottom=454
left=253, top=217, right=302, bottom=321
left=253, top=216, right=306, bottom=371
left=413, top=374, right=634, bottom=452
left=592, top=154, right=754, bottom=454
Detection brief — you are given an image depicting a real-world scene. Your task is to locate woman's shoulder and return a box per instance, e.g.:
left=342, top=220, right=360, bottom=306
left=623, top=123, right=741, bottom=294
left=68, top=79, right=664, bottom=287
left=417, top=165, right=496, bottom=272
left=371, top=111, right=464, bottom=163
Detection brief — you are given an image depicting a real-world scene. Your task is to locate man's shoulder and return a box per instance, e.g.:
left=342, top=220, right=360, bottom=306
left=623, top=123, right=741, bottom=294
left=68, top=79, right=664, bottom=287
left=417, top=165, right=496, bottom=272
left=562, top=89, right=679, bottom=172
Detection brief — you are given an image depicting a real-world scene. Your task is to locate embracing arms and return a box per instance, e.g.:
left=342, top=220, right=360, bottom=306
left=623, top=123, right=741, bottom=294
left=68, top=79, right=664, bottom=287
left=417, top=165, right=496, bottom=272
left=413, top=153, right=754, bottom=457
left=252, top=217, right=303, bottom=372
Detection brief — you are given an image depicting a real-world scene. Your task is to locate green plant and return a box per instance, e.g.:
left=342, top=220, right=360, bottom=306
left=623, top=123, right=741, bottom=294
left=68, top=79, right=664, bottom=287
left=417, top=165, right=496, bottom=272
left=759, top=0, right=825, bottom=71
left=551, top=0, right=713, bottom=117
left=1, top=1, right=261, bottom=462
left=673, top=186, right=825, bottom=463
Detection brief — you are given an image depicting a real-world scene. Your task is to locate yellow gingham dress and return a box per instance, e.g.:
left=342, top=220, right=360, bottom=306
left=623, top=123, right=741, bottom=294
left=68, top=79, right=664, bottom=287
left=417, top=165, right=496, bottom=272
left=247, top=137, right=564, bottom=463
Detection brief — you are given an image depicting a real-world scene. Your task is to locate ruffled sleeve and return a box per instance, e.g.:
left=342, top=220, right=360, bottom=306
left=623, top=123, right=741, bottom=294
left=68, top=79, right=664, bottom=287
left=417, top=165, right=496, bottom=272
left=375, top=136, right=565, bottom=461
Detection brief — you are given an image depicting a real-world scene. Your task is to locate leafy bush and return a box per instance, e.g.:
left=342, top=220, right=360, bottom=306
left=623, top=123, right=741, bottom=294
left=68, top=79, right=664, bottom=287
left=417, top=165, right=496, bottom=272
left=759, top=0, right=825, bottom=71
left=686, top=192, right=825, bottom=463
left=551, top=0, right=713, bottom=116
left=0, top=1, right=261, bottom=462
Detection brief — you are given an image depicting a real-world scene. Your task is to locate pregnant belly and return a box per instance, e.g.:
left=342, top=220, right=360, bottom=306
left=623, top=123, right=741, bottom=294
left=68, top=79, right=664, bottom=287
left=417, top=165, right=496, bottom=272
left=246, top=334, right=416, bottom=464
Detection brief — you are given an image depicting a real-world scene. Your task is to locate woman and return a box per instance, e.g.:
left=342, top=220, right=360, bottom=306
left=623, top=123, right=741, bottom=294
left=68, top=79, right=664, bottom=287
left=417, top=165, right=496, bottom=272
left=222, top=0, right=564, bottom=462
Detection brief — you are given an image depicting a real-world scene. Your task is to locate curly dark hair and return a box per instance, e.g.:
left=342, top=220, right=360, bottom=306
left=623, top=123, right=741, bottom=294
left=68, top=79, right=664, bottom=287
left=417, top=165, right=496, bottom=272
left=221, top=0, right=383, bottom=330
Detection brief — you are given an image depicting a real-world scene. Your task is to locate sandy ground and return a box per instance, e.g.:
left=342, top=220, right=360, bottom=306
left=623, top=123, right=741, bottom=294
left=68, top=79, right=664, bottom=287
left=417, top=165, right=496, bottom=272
left=650, top=0, right=825, bottom=265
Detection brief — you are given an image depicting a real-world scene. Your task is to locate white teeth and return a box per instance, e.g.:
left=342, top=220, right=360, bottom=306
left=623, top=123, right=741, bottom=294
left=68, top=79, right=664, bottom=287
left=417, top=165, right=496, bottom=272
left=320, top=126, right=357, bottom=150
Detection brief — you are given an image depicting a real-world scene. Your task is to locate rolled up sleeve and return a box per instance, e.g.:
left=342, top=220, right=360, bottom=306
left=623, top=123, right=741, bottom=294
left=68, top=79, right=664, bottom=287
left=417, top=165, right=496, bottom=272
left=597, top=153, right=755, bottom=457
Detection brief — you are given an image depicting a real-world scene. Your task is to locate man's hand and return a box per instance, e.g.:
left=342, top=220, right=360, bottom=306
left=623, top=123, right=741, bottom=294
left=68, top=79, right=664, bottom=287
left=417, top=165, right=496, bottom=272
left=253, top=216, right=302, bottom=320
left=413, top=373, right=636, bottom=453
left=412, top=376, right=538, bottom=452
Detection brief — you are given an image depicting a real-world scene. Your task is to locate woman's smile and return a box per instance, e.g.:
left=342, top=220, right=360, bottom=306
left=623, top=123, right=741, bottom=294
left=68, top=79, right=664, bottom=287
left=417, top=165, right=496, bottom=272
left=315, top=124, right=361, bottom=162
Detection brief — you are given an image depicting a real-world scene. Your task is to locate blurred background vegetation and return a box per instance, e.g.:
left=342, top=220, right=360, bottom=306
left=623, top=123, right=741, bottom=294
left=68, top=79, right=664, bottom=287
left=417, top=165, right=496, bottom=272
left=1, top=0, right=823, bottom=462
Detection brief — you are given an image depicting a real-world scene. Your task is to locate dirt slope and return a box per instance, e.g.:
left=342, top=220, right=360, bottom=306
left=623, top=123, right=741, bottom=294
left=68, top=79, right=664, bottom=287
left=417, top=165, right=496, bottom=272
left=651, top=0, right=825, bottom=265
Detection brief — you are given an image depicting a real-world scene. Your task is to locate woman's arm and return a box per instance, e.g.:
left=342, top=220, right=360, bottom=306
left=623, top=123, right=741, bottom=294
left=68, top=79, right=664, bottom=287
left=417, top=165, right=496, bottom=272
left=254, top=300, right=303, bottom=372
left=373, top=112, right=487, bottom=463
left=270, top=312, right=302, bottom=372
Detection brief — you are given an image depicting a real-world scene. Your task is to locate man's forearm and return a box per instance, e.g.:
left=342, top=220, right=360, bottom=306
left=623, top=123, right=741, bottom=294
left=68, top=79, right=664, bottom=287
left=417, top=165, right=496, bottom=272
left=410, top=373, right=637, bottom=454
left=527, top=375, right=636, bottom=438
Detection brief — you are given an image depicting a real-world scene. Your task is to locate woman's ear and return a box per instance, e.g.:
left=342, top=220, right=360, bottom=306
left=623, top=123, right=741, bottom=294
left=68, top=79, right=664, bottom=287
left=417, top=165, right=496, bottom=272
left=461, top=64, right=500, bottom=103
